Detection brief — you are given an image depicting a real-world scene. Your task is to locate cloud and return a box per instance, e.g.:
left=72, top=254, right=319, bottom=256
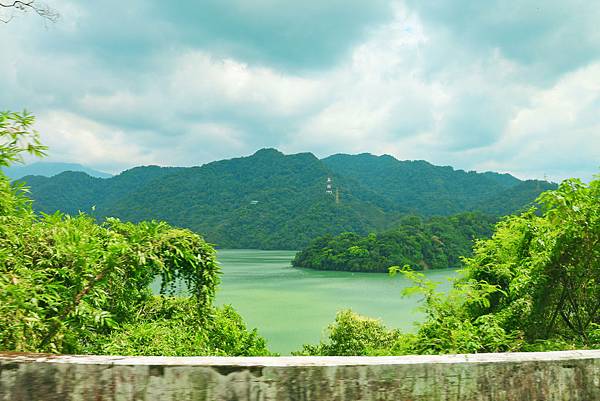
left=30, top=0, right=393, bottom=72
left=0, top=0, right=598, bottom=181
left=492, top=63, right=600, bottom=181
left=167, top=51, right=323, bottom=118
left=34, top=111, right=154, bottom=172
left=149, top=0, right=394, bottom=70
left=285, top=6, right=437, bottom=154
left=404, top=0, right=600, bottom=82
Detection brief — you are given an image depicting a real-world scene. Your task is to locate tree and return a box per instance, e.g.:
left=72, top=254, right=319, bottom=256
left=0, top=112, right=270, bottom=356
left=0, top=0, right=58, bottom=23
left=292, top=213, right=496, bottom=272
left=301, top=176, right=599, bottom=355
left=0, top=111, right=46, bottom=167
left=403, top=177, right=600, bottom=354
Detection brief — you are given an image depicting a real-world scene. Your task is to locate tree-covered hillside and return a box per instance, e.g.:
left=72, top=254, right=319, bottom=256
left=292, top=213, right=497, bottom=272
left=20, top=149, right=555, bottom=249
left=323, top=153, right=556, bottom=216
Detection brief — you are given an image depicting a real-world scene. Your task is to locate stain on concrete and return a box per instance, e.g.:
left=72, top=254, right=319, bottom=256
left=148, top=365, right=165, bottom=377
left=1, top=351, right=600, bottom=401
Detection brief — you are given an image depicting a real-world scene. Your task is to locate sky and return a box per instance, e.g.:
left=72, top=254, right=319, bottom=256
left=1, top=0, right=599, bottom=182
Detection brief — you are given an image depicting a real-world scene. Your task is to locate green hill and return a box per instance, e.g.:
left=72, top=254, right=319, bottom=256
left=292, top=212, right=497, bottom=272
left=19, top=149, right=556, bottom=249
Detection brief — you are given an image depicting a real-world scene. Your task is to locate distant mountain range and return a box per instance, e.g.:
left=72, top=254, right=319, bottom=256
left=3, top=162, right=112, bottom=180
left=16, top=149, right=556, bottom=249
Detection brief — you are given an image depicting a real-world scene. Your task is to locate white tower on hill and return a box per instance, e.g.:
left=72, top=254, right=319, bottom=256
left=326, top=177, right=333, bottom=194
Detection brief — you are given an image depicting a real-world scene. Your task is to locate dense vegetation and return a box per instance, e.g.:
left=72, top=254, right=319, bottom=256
left=299, top=176, right=599, bottom=355
left=292, top=212, right=496, bottom=272
left=19, top=149, right=555, bottom=250
left=0, top=111, right=269, bottom=356
left=2, top=111, right=598, bottom=358
left=323, top=153, right=556, bottom=216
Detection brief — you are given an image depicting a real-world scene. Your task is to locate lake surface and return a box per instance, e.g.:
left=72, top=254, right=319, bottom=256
left=214, top=249, right=459, bottom=354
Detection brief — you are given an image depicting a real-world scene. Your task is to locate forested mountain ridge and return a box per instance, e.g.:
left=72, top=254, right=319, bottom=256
left=322, top=153, right=554, bottom=215
left=19, top=149, right=556, bottom=249
left=23, top=165, right=185, bottom=216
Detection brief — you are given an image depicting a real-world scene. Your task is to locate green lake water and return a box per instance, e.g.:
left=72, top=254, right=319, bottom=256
left=213, top=249, right=459, bottom=354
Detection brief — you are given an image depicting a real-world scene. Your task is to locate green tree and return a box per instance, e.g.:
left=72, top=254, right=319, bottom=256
left=292, top=213, right=496, bottom=272
left=296, top=310, right=404, bottom=356
left=301, top=176, right=599, bottom=355
left=0, top=111, right=269, bottom=356
left=0, top=111, right=46, bottom=168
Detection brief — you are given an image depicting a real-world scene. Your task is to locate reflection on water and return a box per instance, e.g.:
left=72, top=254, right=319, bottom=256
left=213, top=249, right=459, bottom=354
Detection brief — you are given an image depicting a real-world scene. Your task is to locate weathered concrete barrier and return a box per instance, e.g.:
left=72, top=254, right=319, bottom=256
left=1, top=351, right=599, bottom=400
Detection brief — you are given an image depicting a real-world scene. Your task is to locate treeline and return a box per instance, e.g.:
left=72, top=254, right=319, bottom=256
left=20, top=149, right=555, bottom=250
left=322, top=153, right=557, bottom=217
left=292, top=212, right=497, bottom=272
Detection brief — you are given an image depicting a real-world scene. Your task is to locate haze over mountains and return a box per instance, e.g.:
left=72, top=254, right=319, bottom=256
left=2, top=162, right=112, bottom=180
left=18, top=149, right=556, bottom=249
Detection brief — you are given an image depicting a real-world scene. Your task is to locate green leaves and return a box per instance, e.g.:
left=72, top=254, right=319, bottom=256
left=302, top=175, right=599, bottom=356
left=0, top=110, right=47, bottom=168
left=296, top=310, right=404, bottom=356
left=97, top=299, right=270, bottom=357
left=0, top=160, right=267, bottom=355
left=0, top=177, right=225, bottom=354
left=0, top=110, right=267, bottom=356
left=294, top=212, right=496, bottom=272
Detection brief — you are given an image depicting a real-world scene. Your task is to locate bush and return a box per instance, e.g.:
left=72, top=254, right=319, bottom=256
left=296, top=310, right=405, bottom=356
left=96, top=298, right=270, bottom=356
left=0, top=111, right=269, bottom=356
left=301, top=176, right=599, bottom=355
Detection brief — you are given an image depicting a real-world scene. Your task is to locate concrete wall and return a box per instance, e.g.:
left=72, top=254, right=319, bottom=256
left=1, top=351, right=600, bottom=401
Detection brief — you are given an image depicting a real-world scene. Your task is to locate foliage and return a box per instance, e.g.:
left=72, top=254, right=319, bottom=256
left=0, top=112, right=268, bottom=356
left=451, top=177, right=600, bottom=351
left=301, top=177, right=599, bottom=355
left=296, top=310, right=405, bottom=356
left=0, top=111, right=46, bottom=168
left=322, top=153, right=557, bottom=216
left=0, top=204, right=219, bottom=353
left=293, top=212, right=496, bottom=272
left=19, top=149, right=553, bottom=250
left=96, top=298, right=269, bottom=356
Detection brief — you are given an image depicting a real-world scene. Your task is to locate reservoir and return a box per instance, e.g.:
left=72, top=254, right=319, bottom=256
left=214, top=249, right=459, bottom=354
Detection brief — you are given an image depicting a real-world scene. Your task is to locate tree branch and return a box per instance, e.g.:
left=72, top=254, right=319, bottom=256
left=0, top=0, right=58, bottom=23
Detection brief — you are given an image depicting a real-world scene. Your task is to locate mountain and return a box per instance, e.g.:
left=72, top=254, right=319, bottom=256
left=21, top=166, right=183, bottom=216
left=321, top=153, right=557, bottom=216
left=17, top=149, right=556, bottom=249
left=2, top=162, right=112, bottom=180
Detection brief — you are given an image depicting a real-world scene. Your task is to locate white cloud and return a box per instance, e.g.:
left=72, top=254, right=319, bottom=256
left=168, top=51, right=324, bottom=118
left=1, top=0, right=598, bottom=181
left=487, top=63, right=600, bottom=181
left=286, top=5, right=438, bottom=154
left=35, top=111, right=155, bottom=172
